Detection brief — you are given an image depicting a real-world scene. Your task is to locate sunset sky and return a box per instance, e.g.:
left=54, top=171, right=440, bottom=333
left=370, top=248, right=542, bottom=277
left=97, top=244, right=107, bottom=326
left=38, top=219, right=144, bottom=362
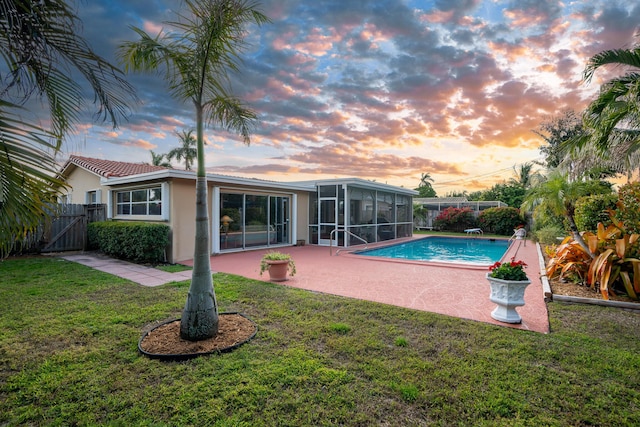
left=59, top=0, right=639, bottom=194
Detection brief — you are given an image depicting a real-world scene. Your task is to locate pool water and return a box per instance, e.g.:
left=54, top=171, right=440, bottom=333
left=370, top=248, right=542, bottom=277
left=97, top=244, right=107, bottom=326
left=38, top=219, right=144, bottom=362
left=355, top=237, right=510, bottom=265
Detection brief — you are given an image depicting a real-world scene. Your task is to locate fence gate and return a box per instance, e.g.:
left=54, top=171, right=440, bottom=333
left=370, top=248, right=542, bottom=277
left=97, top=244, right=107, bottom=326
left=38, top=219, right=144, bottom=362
left=41, top=204, right=106, bottom=252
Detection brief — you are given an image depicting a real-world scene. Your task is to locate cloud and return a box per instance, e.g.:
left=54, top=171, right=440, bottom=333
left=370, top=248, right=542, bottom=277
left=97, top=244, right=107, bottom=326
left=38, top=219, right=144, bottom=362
left=61, top=0, right=639, bottom=191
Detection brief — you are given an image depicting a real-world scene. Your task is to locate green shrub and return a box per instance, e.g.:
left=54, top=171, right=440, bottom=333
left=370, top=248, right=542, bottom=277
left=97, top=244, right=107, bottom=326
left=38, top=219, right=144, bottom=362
left=574, top=194, right=617, bottom=232
left=614, top=182, right=640, bottom=234
left=87, top=221, right=170, bottom=264
left=478, top=207, right=523, bottom=235
left=533, top=225, right=566, bottom=245
left=433, top=207, right=477, bottom=232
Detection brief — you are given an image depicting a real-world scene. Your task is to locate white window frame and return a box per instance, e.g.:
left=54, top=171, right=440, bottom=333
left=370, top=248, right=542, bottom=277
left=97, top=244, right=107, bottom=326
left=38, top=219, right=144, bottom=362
left=85, top=189, right=102, bottom=205
left=112, top=183, right=169, bottom=221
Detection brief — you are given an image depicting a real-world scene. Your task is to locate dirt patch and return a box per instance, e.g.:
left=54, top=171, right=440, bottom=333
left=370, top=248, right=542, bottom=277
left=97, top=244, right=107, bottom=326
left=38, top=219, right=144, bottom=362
left=139, top=313, right=257, bottom=357
left=550, top=278, right=638, bottom=304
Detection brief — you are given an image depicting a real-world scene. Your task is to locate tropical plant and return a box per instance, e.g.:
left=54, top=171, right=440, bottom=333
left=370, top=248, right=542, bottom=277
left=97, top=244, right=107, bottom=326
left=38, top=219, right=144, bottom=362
left=488, top=258, right=528, bottom=281
left=578, top=41, right=640, bottom=156
left=118, top=0, right=269, bottom=341
left=587, top=222, right=640, bottom=300
left=150, top=150, right=172, bottom=167
left=259, top=251, right=296, bottom=276
left=547, top=219, right=640, bottom=300
left=168, top=129, right=198, bottom=170
left=521, top=170, right=612, bottom=258
left=0, top=0, right=135, bottom=257
left=545, top=235, right=592, bottom=285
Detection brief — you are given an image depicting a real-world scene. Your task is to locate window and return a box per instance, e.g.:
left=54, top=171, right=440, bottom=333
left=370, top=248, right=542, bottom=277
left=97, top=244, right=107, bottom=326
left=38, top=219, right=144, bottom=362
left=116, top=187, right=162, bottom=216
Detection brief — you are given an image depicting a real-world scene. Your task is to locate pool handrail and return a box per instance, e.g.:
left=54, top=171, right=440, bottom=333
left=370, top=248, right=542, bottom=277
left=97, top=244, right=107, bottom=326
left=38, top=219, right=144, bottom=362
left=329, top=228, right=368, bottom=256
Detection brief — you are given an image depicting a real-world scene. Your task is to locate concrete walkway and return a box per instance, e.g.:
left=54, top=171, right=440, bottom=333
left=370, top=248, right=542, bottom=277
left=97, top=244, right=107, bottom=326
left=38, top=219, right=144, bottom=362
left=61, top=253, right=192, bottom=287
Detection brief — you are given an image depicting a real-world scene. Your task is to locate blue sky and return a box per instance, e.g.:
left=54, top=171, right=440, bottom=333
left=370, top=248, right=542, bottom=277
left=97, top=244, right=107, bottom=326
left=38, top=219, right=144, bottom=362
left=58, top=0, right=639, bottom=193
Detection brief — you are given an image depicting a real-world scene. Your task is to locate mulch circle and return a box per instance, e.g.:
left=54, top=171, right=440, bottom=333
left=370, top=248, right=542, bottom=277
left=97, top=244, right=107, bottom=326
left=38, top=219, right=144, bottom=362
left=138, top=312, right=257, bottom=361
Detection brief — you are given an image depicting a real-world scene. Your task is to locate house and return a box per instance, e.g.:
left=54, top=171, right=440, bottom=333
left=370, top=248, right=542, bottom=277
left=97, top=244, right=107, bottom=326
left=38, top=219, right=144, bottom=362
left=60, top=155, right=417, bottom=263
left=414, top=197, right=507, bottom=229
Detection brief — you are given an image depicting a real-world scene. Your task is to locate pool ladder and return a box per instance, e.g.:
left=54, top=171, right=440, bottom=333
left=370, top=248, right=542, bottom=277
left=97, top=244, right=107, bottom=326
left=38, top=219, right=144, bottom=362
left=329, top=228, right=368, bottom=256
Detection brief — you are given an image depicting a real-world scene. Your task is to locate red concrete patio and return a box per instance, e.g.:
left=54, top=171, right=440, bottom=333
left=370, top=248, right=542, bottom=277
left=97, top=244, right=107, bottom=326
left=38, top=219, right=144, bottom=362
left=188, top=237, right=550, bottom=333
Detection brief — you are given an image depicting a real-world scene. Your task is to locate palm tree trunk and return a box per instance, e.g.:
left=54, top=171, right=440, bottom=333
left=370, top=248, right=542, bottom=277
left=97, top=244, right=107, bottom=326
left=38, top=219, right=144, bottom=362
left=180, top=104, right=219, bottom=340
left=566, top=209, right=595, bottom=259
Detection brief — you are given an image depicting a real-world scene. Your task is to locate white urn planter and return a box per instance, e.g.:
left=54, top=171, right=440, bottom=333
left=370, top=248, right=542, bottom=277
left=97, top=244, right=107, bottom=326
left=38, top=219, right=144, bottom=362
left=487, top=273, right=531, bottom=323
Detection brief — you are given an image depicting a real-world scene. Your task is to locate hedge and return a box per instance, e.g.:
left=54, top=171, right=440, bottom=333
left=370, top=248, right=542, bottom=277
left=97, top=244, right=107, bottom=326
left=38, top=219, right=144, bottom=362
left=478, top=207, right=524, bottom=235
left=574, top=194, right=617, bottom=233
left=88, top=221, right=170, bottom=264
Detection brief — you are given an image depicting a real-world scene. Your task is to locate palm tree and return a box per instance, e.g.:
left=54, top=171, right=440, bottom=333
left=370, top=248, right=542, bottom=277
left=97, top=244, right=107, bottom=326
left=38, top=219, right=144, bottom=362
left=576, top=41, right=640, bottom=157
left=416, top=172, right=436, bottom=197
left=150, top=150, right=172, bottom=167
left=521, top=170, right=612, bottom=257
left=510, top=162, right=542, bottom=189
left=0, top=0, right=135, bottom=257
left=420, top=172, right=434, bottom=187
left=118, top=0, right=269, bottom=341
left=168, top=129, right=197, bottom=170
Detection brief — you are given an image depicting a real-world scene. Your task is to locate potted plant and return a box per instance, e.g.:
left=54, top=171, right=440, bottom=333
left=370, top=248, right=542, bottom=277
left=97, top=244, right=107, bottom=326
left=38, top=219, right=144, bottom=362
left=260, top=251, right=296, bottom=282
left=487, top=257, right=530, bottom=323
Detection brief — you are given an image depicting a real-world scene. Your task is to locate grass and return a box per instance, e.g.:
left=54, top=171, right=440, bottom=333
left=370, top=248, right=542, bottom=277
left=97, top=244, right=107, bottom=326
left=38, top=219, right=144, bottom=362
left=154, top=263, right=192, bottom=273
left=1, top=256, right=640, bottom=426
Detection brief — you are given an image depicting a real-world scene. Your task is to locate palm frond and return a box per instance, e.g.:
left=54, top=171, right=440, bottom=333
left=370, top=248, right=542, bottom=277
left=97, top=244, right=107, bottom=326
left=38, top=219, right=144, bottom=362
left=0, top=101, right=65, bottom=257
left=584, top=46, right=640, bottom=83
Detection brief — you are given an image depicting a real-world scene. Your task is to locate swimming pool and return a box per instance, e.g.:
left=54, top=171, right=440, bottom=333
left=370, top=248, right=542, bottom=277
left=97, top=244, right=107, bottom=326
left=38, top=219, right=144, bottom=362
left=354, top=237, right=510, bottom=265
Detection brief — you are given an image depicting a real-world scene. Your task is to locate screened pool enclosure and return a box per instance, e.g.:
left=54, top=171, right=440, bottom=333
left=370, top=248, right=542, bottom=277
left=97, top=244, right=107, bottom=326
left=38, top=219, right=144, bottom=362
left=309, top=182, right=414, bottom=247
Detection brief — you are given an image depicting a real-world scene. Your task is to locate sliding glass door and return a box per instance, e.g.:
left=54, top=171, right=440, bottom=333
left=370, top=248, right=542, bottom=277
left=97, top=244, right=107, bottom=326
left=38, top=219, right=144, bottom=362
left=219, top=192, right=291, bottom=251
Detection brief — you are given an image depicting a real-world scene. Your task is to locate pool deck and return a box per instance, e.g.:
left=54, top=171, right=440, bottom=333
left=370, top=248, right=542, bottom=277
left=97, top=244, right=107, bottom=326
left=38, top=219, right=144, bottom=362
left=185, top=236, right=549, bottom=333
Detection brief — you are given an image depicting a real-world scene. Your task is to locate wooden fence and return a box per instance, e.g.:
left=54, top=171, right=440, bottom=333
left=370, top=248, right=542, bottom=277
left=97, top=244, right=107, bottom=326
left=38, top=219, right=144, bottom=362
left=40, top=204, right=106, bottom=253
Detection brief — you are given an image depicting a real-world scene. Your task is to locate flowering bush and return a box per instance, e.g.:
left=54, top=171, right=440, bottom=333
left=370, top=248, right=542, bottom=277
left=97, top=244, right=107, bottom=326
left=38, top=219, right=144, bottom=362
left=488, top=257, right=528, bottom=281
left=433, top=207, right=477, bottom=232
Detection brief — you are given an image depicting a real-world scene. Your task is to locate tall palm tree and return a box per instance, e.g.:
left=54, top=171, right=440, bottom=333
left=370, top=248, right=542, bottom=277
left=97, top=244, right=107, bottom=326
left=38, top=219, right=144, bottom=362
left=0, top=0, right=135, bottom=257
left=150, top=150, right=172, bottom=167
left=168, top=129, right=197, bottom=170
left=576, top=41, right=640, bottom=157
left=420, top=172, right=434, bottom=187
left=416, top=172, right=436, bottom=197
left=119, top=0, right=269, bottom=341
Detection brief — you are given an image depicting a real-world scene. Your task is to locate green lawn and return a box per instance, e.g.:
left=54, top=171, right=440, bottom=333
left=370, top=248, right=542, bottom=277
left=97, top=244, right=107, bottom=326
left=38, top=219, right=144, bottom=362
left=1, top=256, right=639, bottom=426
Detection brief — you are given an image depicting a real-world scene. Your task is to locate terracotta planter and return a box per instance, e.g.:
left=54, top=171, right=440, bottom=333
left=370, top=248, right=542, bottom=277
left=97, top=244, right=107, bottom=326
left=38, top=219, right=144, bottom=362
left=265, top=259, right=290, bottom=282
left=487, top=273, right=531, bottom=323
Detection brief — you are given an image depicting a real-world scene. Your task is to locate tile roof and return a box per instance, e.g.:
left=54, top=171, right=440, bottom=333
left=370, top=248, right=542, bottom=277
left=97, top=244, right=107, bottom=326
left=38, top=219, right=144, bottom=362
left=67, top=155, right=169, bottom=178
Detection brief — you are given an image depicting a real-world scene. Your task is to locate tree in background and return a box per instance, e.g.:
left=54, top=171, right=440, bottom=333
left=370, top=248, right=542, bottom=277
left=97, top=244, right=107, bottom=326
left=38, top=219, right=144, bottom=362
left=534, top=110, right=582, bottom=169
left=150, top=150, right=172, bottom=167
left=0, top=0, right=135, bottom=257
left=479, top=182, right=526, bottom=208
left=119, top=0, right=269, bottom=341
left=168, top=129, right=198, bottom=170
left=510, top=162, right=542, bottom=190
left=534, top=110, right=623, bottom=181
left=415, top=172, right=436, bottom=197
